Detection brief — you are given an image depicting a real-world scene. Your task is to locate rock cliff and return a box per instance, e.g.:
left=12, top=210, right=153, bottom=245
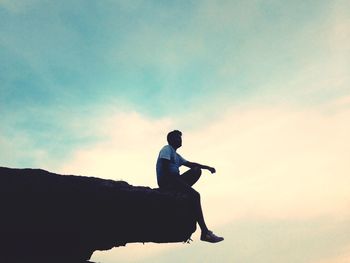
left=0, top=167, right=196, bottom=262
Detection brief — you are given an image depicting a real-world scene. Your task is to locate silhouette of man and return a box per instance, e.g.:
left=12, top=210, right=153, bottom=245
left=156, top=130, right=224, bottom=243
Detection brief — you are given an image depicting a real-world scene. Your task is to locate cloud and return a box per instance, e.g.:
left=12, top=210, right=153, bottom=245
left=58, top=98, right=350, bottom=225
left=58, top=111, right=175, bottom=186
left=0, top=132, right=50, bottom=168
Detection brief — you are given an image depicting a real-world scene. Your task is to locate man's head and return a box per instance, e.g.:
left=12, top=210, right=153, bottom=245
left=167, top=130, right=182, bottom=149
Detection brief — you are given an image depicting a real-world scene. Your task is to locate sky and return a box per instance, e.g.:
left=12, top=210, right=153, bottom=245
left=1, top=0, right=350, bottom=262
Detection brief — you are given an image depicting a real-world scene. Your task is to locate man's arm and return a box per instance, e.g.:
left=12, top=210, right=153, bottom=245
left=183, top=161, right=216, bottom=174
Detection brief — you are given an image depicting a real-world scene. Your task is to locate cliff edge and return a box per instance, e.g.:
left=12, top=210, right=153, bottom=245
left=0, top=167, right=196, bottom=262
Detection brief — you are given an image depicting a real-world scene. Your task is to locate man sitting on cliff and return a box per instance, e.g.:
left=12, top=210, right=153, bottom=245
left=156, top=130, right=224, bottom=243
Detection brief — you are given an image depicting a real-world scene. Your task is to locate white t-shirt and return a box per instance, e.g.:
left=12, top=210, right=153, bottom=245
left=156, top=145, right=187, bottom=179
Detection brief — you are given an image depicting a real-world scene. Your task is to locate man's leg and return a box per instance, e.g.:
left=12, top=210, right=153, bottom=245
left=161, top=176, right=223, bottom=243
left=179, top=168, right=209, bottom=232
left=180, top=167, right=201, bottom=186
left=179, top=168, right=224, bottom=243
left=166, top=174, right=209, bottom=234
left=189, top=188, right=209, bottom=234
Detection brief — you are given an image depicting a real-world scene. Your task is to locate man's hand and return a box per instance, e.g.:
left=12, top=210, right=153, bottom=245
left=184, top=161, right=216, bottom=174
left=208, top=167, right=216, bottom=174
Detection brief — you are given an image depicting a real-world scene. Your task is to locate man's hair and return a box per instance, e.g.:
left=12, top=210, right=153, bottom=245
left=167, top=130, right=182, bottom=144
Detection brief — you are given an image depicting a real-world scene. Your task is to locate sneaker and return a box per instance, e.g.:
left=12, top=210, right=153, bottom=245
left=200, top=230, right=224, bottom=243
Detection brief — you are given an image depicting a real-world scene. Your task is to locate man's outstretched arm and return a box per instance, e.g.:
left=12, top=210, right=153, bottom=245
left=184, top=161, right=216, bottom=174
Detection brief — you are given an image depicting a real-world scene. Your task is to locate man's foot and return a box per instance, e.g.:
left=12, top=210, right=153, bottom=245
left=200, top=230, right=224, bottom=243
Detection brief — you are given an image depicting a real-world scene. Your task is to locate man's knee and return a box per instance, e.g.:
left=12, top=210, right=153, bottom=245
left=192, top=166, right=202, bottom=176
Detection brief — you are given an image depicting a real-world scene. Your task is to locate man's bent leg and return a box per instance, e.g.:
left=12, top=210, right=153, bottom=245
left=159, top=176, right=210, bottom=235
left=181, top=167, right=202, bottom=186
left=168, top=177, right=209, bottom=234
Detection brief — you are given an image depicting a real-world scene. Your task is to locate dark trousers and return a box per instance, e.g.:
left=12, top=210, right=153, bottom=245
left=158, top=167, right=208, bottom=233
left=158, top=167, right=201, bottom=190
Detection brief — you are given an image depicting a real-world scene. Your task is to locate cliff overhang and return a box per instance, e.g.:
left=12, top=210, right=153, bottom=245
left=0, top=167, right=196, bottom=262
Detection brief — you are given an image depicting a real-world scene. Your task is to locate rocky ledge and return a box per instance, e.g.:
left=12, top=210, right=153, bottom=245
left=0, top=167, right=196, bottom=262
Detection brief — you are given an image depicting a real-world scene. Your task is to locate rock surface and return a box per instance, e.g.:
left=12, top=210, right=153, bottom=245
left=0, top=167, right=196, bottom=262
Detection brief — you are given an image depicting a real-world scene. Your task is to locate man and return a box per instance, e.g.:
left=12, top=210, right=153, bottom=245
left=156, top=130, right=224, bottom=243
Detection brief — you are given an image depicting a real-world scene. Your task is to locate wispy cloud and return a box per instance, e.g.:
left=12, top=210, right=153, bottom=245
left=57, top=97, right=350, bottom=224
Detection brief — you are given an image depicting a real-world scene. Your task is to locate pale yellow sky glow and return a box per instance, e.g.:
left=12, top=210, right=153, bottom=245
left=57, top=99, right=350, bottom=263
left=59, top=100, right=350, bottom=221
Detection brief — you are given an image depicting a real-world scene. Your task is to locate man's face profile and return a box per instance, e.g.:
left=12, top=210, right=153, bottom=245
left=172, top=134, right=182, bottom=149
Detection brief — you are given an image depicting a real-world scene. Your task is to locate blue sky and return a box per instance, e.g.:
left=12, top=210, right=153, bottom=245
left=2, top=0, right=344, bottom=166
left=1, top=1, right=350, bottom=262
